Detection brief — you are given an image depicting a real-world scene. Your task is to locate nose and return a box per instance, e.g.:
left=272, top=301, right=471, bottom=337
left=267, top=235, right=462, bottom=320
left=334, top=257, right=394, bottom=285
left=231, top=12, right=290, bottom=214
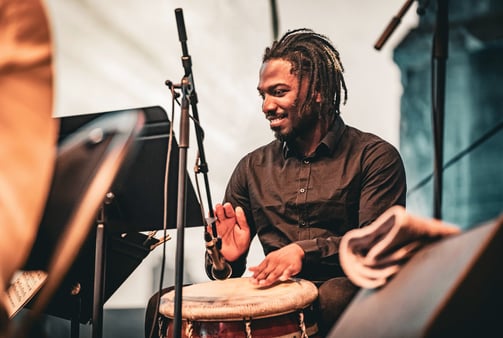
left=262, top=94, right=276, bottom=114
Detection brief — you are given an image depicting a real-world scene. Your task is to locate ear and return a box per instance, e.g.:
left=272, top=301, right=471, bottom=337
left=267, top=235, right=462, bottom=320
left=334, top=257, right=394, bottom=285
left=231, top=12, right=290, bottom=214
left=315, top=92, right=322, bottom=103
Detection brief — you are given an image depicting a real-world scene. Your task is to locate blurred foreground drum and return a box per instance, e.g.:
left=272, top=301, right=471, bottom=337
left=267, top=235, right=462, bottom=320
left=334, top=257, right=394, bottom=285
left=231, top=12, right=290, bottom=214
left=159, top=277, right=319, bottom=338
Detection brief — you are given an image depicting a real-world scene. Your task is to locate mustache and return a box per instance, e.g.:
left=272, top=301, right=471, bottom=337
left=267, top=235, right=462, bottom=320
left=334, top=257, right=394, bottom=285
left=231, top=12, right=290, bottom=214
left=265, top=111, right=287, bottom=120
left=265, top=111, right=276, bottom=119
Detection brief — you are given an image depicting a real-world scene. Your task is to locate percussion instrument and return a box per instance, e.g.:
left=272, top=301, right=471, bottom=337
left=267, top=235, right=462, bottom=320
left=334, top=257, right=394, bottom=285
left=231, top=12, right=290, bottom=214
left=159, top=277, right=319, bottom=338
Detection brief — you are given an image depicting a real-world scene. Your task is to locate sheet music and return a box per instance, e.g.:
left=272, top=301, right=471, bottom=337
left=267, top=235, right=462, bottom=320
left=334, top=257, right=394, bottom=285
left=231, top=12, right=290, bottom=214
left=2, top=270, right=47, bottom=318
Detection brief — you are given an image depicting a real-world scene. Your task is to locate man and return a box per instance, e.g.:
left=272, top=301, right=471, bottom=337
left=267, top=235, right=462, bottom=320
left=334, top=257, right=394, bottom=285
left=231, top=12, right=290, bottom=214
left=0, top=0, right=57, bottom=334
left=145, top=28, right=406, bottom=337
left=206, top=28, right=406, bottom=334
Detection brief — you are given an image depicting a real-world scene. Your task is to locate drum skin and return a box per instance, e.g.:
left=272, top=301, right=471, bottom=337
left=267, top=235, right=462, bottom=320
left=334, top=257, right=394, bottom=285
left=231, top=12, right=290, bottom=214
left=159, top=277, right=320, bottom=338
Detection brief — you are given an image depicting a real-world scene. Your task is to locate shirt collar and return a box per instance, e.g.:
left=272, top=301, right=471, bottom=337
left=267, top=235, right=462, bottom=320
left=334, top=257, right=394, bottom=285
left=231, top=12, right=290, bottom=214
left=283, top=115, right=346, bottom=158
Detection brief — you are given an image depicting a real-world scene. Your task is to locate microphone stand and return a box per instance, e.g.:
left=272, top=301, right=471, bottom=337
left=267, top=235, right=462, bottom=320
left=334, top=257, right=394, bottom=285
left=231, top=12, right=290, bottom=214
left=374, top=0, right=415, bottom=51
left=171, top=8, right=220, bottom=338
left=374, top=0, right=448, bottom=219
left=431, top=0, right=448, bottom=220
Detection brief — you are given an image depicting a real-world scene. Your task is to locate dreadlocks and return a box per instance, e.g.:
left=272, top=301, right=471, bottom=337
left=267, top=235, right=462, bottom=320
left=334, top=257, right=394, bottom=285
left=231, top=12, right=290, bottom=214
left=263, top=28, right=348, bottom=122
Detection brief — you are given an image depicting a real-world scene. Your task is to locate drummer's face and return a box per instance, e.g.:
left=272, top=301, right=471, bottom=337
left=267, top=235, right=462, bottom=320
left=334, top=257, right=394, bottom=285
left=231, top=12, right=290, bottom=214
left=258, top=58, right=311, bottom=141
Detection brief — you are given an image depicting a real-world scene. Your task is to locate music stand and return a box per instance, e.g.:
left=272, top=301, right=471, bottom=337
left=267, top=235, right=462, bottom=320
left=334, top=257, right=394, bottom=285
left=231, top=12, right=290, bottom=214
left=18, top=108, right=145, bottom=337
left=57, top=105, right=204, bottom=232
left=24, top=106, right=203, bottom=338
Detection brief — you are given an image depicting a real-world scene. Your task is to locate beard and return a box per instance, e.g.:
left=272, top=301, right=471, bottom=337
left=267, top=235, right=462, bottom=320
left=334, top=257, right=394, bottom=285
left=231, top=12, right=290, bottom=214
left=273, top=107, right=319, bottom=143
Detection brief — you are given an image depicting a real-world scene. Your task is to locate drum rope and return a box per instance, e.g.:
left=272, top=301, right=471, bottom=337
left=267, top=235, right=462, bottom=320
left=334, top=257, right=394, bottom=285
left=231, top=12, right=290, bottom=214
left=245, top=319, right=252, bottom=338
left=185, top=320, right=194, bottom=338
left=299, top=311, right=308, bottom=338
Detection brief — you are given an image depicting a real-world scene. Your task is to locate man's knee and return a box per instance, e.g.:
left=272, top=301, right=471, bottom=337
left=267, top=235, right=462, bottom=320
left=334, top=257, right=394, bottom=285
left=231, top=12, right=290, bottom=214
left=316, top=277, right=359, bottom=333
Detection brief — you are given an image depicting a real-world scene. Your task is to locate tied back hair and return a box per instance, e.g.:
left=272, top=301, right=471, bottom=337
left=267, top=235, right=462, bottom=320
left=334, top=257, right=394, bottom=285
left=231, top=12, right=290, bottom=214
left=262, top=28, right=348, bottom=121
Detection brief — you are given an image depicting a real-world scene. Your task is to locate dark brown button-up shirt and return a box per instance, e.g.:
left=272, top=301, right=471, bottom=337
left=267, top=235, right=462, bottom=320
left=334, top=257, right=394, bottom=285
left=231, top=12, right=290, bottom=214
left=214, top=116, right=406, bottom=281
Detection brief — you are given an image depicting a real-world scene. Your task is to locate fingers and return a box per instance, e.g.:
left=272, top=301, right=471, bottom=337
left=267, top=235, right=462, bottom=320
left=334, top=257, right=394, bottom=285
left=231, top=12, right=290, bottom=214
left=248, top=245, right=304, bottom=287
left=214, top=203, right=235, bottom=235
left=278, top=268, right=294, bottom=281
left=235, top=206, right=249, bottom=231
left=212, top=203, right=251, bottom=262
left=214, top=204, right=249, bottom=238
left=214, top=203, right=225, bottom=221
left=223, top=203, right=236, bottom=218
left=215, top=202, right=236, bottom=221
left=249, top=264, right=295, bottom=286
left=249, top=256, right=294, bottom=286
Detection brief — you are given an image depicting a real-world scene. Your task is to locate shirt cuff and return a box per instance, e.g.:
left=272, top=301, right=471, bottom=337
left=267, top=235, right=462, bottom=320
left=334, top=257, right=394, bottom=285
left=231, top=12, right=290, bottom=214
left=296, top=239, right=321, bottom=265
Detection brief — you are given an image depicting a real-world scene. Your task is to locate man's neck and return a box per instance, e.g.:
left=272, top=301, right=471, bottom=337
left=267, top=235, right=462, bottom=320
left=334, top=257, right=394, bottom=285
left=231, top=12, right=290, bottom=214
left=294, top=118, right=332, bottom=157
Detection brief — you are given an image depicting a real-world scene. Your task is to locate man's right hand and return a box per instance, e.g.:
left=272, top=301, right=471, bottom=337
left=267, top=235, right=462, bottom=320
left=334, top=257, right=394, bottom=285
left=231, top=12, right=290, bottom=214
left=212, top=202, right=251, bottom=262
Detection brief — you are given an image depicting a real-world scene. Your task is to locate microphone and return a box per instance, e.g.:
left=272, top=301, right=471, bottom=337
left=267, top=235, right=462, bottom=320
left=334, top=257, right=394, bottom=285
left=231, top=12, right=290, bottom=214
left=205, top=231, right=232, bottom=280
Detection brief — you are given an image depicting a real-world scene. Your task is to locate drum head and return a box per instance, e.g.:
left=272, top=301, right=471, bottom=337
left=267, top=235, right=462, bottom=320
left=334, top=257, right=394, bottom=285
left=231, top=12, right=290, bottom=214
left=159, top=277, right=318, bottom=321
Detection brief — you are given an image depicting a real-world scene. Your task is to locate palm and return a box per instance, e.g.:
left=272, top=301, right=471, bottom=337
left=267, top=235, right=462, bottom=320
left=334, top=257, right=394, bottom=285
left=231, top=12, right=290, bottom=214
left=214, top=203, right=250, bottom=262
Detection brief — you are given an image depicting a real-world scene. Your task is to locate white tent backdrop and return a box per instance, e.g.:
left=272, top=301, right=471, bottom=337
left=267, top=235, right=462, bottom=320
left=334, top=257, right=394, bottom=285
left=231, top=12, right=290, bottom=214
left=45, top=0, right=418, bottom=308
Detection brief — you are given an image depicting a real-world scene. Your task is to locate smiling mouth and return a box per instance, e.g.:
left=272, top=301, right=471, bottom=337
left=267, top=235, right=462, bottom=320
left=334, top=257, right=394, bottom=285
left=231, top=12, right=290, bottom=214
left=267, top=113, right=287, bottom=128
left=266, top=113, right=288, bottom=124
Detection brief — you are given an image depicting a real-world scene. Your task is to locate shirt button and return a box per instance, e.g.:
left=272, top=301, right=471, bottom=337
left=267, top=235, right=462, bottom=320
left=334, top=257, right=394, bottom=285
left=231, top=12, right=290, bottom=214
left=303, top=160, right=310, bottom=164
left=300, top=221, right=306, bottom=227
left=299, top=188, right=306, bottom=193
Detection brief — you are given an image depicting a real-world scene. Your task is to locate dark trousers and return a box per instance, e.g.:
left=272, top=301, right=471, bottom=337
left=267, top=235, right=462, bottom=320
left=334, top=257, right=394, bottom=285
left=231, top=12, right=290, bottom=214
left=314, top=277, right=360, bottom=336
left=144, top=277, right=359, bottom=338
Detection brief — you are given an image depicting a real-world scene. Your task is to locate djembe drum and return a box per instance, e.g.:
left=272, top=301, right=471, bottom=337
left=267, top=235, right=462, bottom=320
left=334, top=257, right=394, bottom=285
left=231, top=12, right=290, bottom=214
left=159, top=277, right=319, bottom=338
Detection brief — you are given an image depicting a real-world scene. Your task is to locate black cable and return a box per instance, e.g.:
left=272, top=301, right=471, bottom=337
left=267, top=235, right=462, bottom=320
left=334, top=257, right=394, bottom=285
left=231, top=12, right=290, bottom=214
left=407, top=119, right=503, bottom=196
left=147, top=84, right=177, bottom=338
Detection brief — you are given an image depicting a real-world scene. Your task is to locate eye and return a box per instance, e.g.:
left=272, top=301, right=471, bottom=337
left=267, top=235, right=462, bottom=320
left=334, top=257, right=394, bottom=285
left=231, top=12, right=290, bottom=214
left=272, top=88, right=287, bottom=96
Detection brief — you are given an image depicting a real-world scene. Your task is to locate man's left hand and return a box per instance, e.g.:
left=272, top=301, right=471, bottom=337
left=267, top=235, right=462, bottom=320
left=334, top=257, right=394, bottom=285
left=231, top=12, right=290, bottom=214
left=248, top=243, right=304, bottom=287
